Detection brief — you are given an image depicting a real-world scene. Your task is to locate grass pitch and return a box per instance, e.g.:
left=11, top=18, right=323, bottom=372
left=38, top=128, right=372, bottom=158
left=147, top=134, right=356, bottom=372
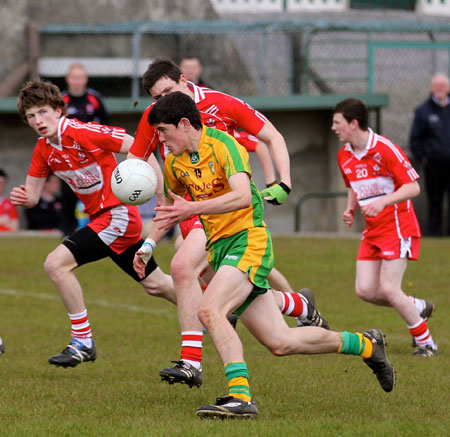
left=0, top=235, right=448, bottom=436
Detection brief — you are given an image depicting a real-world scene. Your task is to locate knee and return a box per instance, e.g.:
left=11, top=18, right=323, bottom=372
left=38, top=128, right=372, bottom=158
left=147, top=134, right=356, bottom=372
left=171, top=255, right=193, bottom=283
left=142, top=272, right=172, bottom=297
left=197, top=303, right=221, bottom=329
left=355, top=284, right=376, bottom=302
left=259, top=332, right=292, bottom=356
left=43, top=252, right=63, bottom=279
left=266, top=338, right=293, bottom=356
left=197, top=304, right=210, bottom=328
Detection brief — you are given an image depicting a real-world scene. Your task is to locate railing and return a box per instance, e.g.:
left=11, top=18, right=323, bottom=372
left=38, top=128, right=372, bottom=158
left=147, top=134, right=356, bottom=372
left=294, top=192, right=347, bottom=232
left=211, top=0, right=450, bottom=14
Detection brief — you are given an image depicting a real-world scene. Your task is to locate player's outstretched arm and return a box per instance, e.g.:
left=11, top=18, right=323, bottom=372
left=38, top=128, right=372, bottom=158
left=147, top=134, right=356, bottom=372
left=254, top=141, right=277, bottom=187
left=118, top=134, right=135, bottom=154
left=342, top=189, right=358, bottom=227
left=10, top=175, right=46, bottom=208
left=154, top=173, right=251, bottom=231
left=361, top=181, right=420, bottom=218
left=256, top=122, right=291, bottom=205
left=133, top=196, right=174, bottom=279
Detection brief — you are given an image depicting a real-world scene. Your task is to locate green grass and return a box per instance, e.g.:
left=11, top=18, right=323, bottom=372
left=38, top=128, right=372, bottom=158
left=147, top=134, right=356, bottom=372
left=0, top=235, right=448, bottom=436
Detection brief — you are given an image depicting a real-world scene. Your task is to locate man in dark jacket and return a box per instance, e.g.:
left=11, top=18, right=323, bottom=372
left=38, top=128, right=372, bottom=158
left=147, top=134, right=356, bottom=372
left=60, top=63, right=110, bottom=236
left=409, top=73, right=450, bottom=236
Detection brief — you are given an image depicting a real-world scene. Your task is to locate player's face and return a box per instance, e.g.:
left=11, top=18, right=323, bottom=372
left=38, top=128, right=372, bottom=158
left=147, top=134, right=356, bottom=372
left=149, top=76, right=189, bottom=101
left=431, top=76, right=450, bottom=102
left=156, top=121, right=189, bottom=155
left=180, top=59, right=202, bottom=84
left=332, top=113, right=353, bottom=143
left=66, top=67, right=88, bottom=96
left=25, top=105, right=62, bottom=142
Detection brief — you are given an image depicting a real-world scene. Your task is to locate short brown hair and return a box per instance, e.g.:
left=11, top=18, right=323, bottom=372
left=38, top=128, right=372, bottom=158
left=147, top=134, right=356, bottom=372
left=17, top=79, right=66, bottom=121
left=142, top=58, right=182, bottom=95
left=148, top=91, right=202, bottom=130
left=333, top=98, right=369, bottom=131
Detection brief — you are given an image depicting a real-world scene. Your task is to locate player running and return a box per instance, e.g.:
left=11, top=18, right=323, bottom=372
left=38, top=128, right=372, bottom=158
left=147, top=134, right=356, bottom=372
left=11, top=79, right=176, bottom=368
left=139, top=91, right=395, bottom=419
left=129, top=58, right=328, bottom=386
left=333, top=98, right=437, bottom=357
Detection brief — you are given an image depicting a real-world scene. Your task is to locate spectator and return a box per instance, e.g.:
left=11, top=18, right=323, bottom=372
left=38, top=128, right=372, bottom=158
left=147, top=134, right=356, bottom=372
left=409, top=72, right=450, bottom=236
left=62, top=63, right=109, bottom=124
left=60, top=63, right=110, bottom=236
left=179, top=55, right=211, bottom=88
left=24, top=174, right=63, bottom=232
left=0, top=168, right=18, bottom=232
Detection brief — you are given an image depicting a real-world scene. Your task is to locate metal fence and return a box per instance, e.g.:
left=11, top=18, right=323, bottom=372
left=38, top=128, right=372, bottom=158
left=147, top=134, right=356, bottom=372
left=39, top=19, right=450, bottom=147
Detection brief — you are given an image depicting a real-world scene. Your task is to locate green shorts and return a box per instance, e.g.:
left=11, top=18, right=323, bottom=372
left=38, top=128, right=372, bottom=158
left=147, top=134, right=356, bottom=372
left=208, top=227, right=274, bottom=316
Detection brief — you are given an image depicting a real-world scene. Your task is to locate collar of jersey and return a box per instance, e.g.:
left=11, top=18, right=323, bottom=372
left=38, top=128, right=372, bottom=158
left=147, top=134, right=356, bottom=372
left=344, top=128, right=377, bottom=159
left=189, top=81, right=205, bottom=104
left=45, top=115, right=68, bottom=150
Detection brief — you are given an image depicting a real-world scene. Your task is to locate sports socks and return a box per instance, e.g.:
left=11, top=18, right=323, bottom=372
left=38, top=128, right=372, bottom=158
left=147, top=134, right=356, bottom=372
left=69, top=309, right=92, bottom=348
left=408, top=319, right=435, bottom=347
left=225, top=361, right=251, bottom=402
left=278, top=291, right=308, bottom=319
left=337, top=331, right=373, bottom=359
left=180, top=331, right=203, bottom=370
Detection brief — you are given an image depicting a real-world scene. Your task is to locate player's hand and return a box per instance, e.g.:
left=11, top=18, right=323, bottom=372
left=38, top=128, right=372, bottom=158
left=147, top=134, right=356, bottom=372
left=10, top=185, right=29, bottom=206
left=154, top=190, right=193, bottom=230
left=361, top=198, right=386, bottom=218
left=260, top=182, right=291, bottom=205
left=342, top=208, right=355, bottom=227
left=133, top=238, right=156, bottom=279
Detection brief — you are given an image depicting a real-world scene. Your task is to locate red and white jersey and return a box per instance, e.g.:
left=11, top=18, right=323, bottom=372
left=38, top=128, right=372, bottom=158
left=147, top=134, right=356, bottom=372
left=0, top=197, right=18, bottom=231
left=130, top=82, right=267, bottom=161
left=28, top=116, right=126, bottom=215
left=337, top=129, right=421, bottom=239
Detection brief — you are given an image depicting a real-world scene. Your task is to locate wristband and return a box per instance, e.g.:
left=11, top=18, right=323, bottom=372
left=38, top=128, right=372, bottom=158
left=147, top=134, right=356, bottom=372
left=142, top=237, right=156, bottom=251
left=279, top=182, right=291, bottom=195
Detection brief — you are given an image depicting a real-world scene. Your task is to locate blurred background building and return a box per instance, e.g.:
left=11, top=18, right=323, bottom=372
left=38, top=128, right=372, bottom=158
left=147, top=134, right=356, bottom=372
left=1, top=0, right=450, bottom=233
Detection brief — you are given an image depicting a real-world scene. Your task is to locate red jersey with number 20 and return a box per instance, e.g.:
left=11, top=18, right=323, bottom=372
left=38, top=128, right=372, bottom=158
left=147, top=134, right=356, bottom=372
left=337, top=129, right=421, bottom=240
left=27, top=116, right=126, bottom=215
left=130, top=82, right=267, bottom=161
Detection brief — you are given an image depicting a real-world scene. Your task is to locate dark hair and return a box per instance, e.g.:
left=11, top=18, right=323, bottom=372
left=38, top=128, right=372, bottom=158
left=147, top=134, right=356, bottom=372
left=333, top=98, right=368, bottom=131
left=148, top=91, right=202, bottom=130
left=17, top=79, right=66, bottom=121
left=142, top=57, right=182, bottom=95
left=0, top=168, right=8, bottom=179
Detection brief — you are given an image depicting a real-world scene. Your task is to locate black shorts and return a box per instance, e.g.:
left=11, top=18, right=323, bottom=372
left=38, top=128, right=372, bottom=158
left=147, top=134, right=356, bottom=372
left=62, top=226, right=158, bottom=282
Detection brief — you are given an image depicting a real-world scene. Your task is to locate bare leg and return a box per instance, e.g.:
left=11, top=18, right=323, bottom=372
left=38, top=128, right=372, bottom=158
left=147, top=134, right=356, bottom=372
left=356, top=259, right=421, bottom=326
left=140, top=266, right=177, bottom=304
left=267, top=267, right=293, bottom=292
left=240, top=291, right=341, bottom=355
left=171, top=228, right=209, bottom=334
left=198, top=265, right=254, bottom=364
left=44, top=244, right=85, bottom=313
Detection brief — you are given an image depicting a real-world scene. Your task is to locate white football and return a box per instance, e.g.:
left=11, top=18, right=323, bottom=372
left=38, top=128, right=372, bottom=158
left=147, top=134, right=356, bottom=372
left=111, top=159, right=158, bottom=205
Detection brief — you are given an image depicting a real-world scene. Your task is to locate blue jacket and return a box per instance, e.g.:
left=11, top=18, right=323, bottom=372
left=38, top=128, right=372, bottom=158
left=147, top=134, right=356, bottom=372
left=409, top=94, right=450, bottom=161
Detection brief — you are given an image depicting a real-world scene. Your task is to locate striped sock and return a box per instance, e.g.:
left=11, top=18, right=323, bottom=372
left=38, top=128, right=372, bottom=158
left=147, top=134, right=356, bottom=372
left=408, top=319, right=434, bottom=347
left=225, top=361, right=251, bottom=402
left=69, top=309, right=92, bottom=347
left=278, top=291, right=308, bottom=319
left=180, top=331, right=203, bottom=370
left=337, top=331, right=373, bottom=359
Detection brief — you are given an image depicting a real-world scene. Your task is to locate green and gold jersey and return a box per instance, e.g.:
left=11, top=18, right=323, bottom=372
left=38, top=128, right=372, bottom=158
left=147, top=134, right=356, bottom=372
left=164, top=125, right=265, bottom=247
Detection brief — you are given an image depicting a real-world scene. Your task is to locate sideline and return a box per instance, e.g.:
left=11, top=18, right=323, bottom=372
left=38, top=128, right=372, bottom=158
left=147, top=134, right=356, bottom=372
left=0, top=288, right=175, bottom=318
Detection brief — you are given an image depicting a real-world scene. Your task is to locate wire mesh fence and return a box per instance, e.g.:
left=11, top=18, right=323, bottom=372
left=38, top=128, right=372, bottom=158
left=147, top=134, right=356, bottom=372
left=38, top=19, right=450, bottom=148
